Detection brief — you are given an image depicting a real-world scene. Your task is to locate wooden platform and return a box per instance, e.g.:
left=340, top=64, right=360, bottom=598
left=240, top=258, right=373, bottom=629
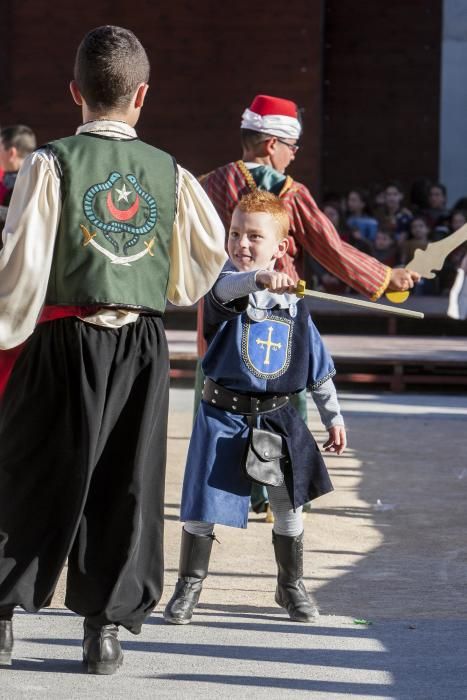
left=325, top=334, right=467, bottom=391
left=167, top=330, right=467, bottom=391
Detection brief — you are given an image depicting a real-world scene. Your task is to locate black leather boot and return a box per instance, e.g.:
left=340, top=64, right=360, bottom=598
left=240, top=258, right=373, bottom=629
left=82, top=617, right=123, bottom=675
left=273, top=531, right=319, bottom=622
left=0, top=607, right=14, bottom=666
left=164, top=529, right=214, bottom=624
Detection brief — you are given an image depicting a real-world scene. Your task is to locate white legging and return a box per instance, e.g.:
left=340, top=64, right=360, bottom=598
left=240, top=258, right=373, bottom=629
left=185, top=480, right=303, bottom=537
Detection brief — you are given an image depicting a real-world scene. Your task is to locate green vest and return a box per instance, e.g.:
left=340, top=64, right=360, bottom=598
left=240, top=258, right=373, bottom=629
left=45, top=133, right=177, bottom=312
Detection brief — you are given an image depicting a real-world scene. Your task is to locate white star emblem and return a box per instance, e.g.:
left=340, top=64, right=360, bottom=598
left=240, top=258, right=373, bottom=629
left=115, top=184, right=132, bottom=202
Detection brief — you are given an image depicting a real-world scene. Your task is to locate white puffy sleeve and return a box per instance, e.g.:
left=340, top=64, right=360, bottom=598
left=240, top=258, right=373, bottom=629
left=0, top=150, right=61, bottom=348
left=167, top=166, right=227, bottom=305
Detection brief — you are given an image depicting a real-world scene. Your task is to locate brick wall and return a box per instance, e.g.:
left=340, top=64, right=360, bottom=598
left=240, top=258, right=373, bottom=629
left=0, top=0, right=323, bottom=193
left=0, top=2, right=444, bottom=203
left=322, top=0, right=442, bottom=199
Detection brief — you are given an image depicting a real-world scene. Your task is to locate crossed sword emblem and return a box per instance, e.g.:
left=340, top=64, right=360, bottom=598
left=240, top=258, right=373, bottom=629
left=80, top=225, right=155, bottom=267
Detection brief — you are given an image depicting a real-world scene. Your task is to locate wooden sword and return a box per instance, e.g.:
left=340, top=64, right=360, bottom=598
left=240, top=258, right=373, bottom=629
left=386, top=222, right=467, bottom=303
left=295, top=280, right=424, bottom=319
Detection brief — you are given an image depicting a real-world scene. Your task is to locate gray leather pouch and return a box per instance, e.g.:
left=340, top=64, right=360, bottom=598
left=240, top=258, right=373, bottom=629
left=242, top=428, right=286, bottom=487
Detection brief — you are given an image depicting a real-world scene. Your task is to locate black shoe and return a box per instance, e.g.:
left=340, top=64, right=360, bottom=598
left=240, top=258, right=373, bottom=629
left=82, top=618, right=123, bottom=675
left=272, top=531, right=319, bottom=623
left=164, top=578, right=204, bottom=625
left=164, top=529, right=214, bottom=625
left=0, top=620, right=13, bottom=666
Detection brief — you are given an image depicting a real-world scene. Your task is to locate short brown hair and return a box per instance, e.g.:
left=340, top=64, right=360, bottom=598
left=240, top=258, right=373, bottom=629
left=240, top=128, right=269, bottom=151
left=0, top=125, right=37, bottom=157
left=74, top=26, right=150, bottom=111
left=236, top=190, right=290, bottom=238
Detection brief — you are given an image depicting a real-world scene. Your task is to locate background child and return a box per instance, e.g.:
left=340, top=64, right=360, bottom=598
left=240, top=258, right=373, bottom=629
left=375, top=181, right=413, bottom=241
left=345, top=188, right=379, bottom=241
left=372, top=229, right=399, bottom=266
left=422, top=182, right=450, bottom=231
left=0, top=125, right=38, bottom=389
left=400, top=216, right=430, bottom=265
left=164, top=191, right=346, bottom=626
left=0, top=125, right=36, bottom=229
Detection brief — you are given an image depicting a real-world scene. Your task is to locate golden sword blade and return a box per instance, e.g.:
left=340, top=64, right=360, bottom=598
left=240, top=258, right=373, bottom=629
left=295, top=280, right=424, bottom=319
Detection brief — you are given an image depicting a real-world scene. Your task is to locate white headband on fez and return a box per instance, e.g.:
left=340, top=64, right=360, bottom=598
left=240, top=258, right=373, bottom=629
left=241, top=108, right=301, bottom=140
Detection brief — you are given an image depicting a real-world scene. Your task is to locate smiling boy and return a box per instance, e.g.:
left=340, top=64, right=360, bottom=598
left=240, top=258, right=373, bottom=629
left=164, top=190, right=346, bottom=626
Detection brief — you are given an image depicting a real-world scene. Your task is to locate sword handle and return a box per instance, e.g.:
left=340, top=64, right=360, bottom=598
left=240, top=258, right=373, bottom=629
left=385, top=290, right=410, bottom=303
left=296, top=280, right=306, bottom=298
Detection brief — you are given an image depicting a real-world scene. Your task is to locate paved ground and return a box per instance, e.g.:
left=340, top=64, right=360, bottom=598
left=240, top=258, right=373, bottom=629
left=3, top=610, right=467, bottom=699
left=2, top=389, right=467, bottom=699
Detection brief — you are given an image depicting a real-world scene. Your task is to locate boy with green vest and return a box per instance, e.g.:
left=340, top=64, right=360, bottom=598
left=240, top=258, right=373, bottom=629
left=0, top=26, right=226, bottom=674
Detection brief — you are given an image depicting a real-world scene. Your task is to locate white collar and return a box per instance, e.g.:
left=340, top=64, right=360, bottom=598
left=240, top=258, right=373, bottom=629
left=76, top=120, right=137, bottom=139
left=243, top=161, right=261, bottom=169
left=250, top=289, right=299, bottom=309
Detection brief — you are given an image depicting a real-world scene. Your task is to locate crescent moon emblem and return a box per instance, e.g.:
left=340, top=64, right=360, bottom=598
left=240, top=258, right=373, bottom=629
left=106, top=191, right=140, bottom=221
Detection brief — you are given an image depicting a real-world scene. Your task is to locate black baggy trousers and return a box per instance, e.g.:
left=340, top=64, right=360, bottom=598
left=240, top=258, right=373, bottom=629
left=0, top=316, right=169, bottom=633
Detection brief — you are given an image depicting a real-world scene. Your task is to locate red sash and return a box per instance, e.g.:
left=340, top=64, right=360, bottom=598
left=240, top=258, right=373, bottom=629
left=0, top=305, right=96, bottom=397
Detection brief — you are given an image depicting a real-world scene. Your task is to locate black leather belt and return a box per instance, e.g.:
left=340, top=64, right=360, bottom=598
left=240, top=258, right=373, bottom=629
left=202, top=378, right=289, bottom=415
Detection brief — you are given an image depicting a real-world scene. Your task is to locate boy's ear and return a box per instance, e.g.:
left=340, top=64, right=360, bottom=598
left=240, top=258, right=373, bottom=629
left=134, top=83, right=149, bottom=109
left=264, top=137, right=278, bottom=157
left=273, top=236, right=289, bottom=260
left=69, top=80, right=83, bottom=106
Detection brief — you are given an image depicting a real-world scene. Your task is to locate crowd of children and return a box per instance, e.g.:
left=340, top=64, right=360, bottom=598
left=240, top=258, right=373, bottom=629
left=318, top=182, right=467, bottom=295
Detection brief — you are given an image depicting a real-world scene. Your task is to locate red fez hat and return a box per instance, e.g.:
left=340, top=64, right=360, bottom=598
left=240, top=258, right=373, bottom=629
left=241, top=94, right=301, bottom=139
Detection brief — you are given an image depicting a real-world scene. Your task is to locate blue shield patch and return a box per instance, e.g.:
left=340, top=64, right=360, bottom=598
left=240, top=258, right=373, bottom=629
left=242, top=315, right=293, bottom=379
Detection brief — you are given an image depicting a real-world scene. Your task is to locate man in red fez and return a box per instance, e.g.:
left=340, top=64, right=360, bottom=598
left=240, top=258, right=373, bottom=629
left=201, top=94, right=419, bottom=298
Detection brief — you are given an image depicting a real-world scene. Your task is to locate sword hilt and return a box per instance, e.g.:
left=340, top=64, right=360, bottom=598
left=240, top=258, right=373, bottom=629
left=296, top=280, right=306, bottom=298
left=385, top=290, right=410, bottom=303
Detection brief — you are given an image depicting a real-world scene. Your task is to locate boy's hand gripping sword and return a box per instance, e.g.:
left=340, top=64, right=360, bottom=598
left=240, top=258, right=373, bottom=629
left=385, top=223, right=467, bottom=303
left=295, top=281, right=424, bottom=319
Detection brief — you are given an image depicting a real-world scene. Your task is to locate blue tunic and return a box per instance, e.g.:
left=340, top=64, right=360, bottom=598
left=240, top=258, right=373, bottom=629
left=180, top=285, right=335, bottom=528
